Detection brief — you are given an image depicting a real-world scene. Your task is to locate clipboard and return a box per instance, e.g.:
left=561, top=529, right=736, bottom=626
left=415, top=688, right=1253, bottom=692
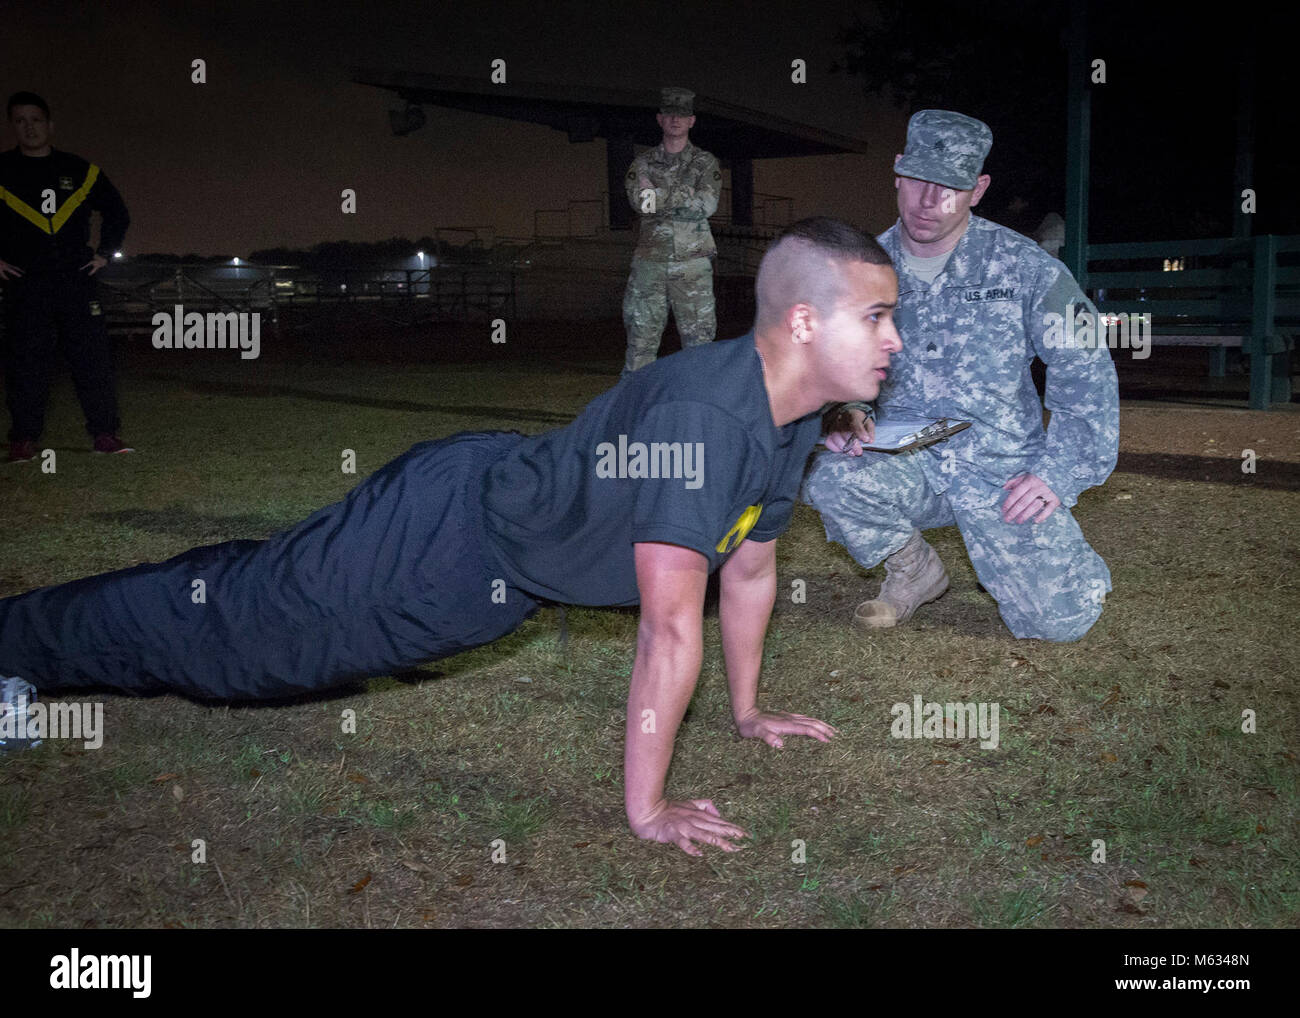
left=819, top=409, right=972, bottom=454
left=862, top=415, right=971, bottom=453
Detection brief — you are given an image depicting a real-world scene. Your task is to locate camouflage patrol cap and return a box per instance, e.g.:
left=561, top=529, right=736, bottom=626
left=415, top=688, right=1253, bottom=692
left=894, top=110, right=992, bottom=191
left=659, top=87, right=695, bottom=116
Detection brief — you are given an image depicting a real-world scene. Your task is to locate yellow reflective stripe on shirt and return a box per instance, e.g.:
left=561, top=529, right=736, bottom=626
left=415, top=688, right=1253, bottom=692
left=715, top=504, right=763, bottom=554
left=0, top=185, right=52, bottom=234
left=49, top=164, right=99, bottom=234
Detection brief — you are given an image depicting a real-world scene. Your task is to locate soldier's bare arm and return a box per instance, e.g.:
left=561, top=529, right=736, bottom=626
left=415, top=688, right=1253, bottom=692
left=721, top=537, right=836, bottom=746
left=625, top=541, right=749, bottom=855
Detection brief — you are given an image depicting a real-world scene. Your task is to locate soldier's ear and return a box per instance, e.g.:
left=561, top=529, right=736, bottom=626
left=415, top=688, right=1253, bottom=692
left=788, top=303, right=816, bottom=343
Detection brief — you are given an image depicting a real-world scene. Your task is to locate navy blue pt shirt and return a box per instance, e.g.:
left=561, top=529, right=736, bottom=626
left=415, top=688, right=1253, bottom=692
left=481, top=334, right=822, bottom=607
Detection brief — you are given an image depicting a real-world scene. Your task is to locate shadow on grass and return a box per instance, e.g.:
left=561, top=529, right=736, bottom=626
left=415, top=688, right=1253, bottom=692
left=90, top=504, right=284, bottom=539
left=144, top=373, right=577, bottom=425
left=1114, top=452, right=1300, bottom=490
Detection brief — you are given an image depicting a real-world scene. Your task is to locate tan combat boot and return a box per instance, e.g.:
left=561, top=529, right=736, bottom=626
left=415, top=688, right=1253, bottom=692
left=854, top=529, right=949, bottom=629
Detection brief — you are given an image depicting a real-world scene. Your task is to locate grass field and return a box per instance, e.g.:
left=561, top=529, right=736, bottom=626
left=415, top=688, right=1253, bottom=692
left=1, top=324, right=1297, bottom=928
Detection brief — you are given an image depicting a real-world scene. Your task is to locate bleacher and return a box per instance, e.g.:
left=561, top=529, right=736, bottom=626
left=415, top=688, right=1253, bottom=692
left=1085, top=234, right=1299, bottom=409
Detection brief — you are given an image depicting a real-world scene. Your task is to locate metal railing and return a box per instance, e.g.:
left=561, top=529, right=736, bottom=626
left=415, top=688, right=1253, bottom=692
left=536, top=189, right=796, bottom=240
left=88, top=261, right=522, bottom=329
left=76, top=189, right=796, bottom=332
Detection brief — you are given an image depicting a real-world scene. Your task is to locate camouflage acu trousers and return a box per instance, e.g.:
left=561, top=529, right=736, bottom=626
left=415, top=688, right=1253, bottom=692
left=622, top=256, right=715, bottom=375
left=802, top=448, right=1111, bottom=642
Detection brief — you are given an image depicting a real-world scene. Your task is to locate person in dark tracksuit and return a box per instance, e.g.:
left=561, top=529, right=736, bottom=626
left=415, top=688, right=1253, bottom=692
left=0, top=218, right=903, bottom=856
left=0, top=91, right=132, bottom=464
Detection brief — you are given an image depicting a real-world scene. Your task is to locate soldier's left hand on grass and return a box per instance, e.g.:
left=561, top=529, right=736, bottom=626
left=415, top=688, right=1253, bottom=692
left=81, top=254, right=107, bottom=275
left=1001, top=472, right=1060, bottom=524
left=735, top=708, right=837, bottom=749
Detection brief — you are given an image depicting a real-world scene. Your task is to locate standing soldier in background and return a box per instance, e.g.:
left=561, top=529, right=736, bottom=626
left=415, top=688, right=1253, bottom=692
left=0, top=91, right=132, bottom=464
left=621, top=87, right=721, bottom=376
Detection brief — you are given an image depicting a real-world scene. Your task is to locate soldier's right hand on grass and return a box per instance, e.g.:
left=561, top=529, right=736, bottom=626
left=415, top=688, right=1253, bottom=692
left=0, top=259, right=24, bottom=280
left=824, top=406, right=874, bottom=455
left=630, top=798, right=748, bottom=856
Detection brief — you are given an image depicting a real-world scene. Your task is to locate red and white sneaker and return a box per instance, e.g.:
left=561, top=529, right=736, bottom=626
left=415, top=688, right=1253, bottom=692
left=92, top=433, right=134, bottom=454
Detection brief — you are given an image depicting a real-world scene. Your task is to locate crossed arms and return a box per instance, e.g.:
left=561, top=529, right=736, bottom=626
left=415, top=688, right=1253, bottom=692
left=624, top=153, right=721, bottom=221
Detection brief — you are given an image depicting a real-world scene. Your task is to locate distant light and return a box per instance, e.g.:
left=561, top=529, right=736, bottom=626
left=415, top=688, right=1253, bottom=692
left=340, top=284, right=347, bottom=291
left=232, top=257, right=241, bottom=266
left=113, top=251, right=123, bottom=260
left=417, top=250, right=425, bottom=259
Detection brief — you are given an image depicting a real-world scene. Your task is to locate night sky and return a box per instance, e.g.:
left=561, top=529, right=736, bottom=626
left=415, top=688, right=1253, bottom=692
left=2, top=0, right=1286, bottom=257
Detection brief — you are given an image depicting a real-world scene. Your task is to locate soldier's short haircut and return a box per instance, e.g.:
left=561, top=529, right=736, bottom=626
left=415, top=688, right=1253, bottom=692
left=754, top=217, right=892, bottom=331
left=7, top=91, right=50, bottom=120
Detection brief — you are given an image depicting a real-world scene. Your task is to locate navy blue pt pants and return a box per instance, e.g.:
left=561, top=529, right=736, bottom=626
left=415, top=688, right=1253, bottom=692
left=3, top=270, right=122, bottom=442
left=0, top=431, right=541, bottom=700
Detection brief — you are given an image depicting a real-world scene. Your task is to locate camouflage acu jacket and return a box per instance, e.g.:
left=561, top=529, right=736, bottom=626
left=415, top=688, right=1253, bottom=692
left=624, top=141, right=720, bottom=262
left=847, top=215, right=1119, bottom=510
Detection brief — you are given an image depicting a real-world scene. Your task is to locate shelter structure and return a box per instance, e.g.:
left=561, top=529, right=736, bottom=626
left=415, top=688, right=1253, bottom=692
left=349, top=69, right=870, bottom=231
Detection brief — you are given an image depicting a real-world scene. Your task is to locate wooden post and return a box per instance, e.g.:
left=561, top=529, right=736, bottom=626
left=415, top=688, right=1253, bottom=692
left=730, top=158, right=754, bottom=228
left=1248, top=234, right=1275, bottom=409
left=1063, top=2, right=1090, bottom=287
left=607, top=134, right=635, bottom=230
left=1233, top=53, right=1255, bottom=239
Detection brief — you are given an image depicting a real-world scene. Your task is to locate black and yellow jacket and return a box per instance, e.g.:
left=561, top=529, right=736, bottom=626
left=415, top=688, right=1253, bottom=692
left=0, top=147, right=129, bottom=274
